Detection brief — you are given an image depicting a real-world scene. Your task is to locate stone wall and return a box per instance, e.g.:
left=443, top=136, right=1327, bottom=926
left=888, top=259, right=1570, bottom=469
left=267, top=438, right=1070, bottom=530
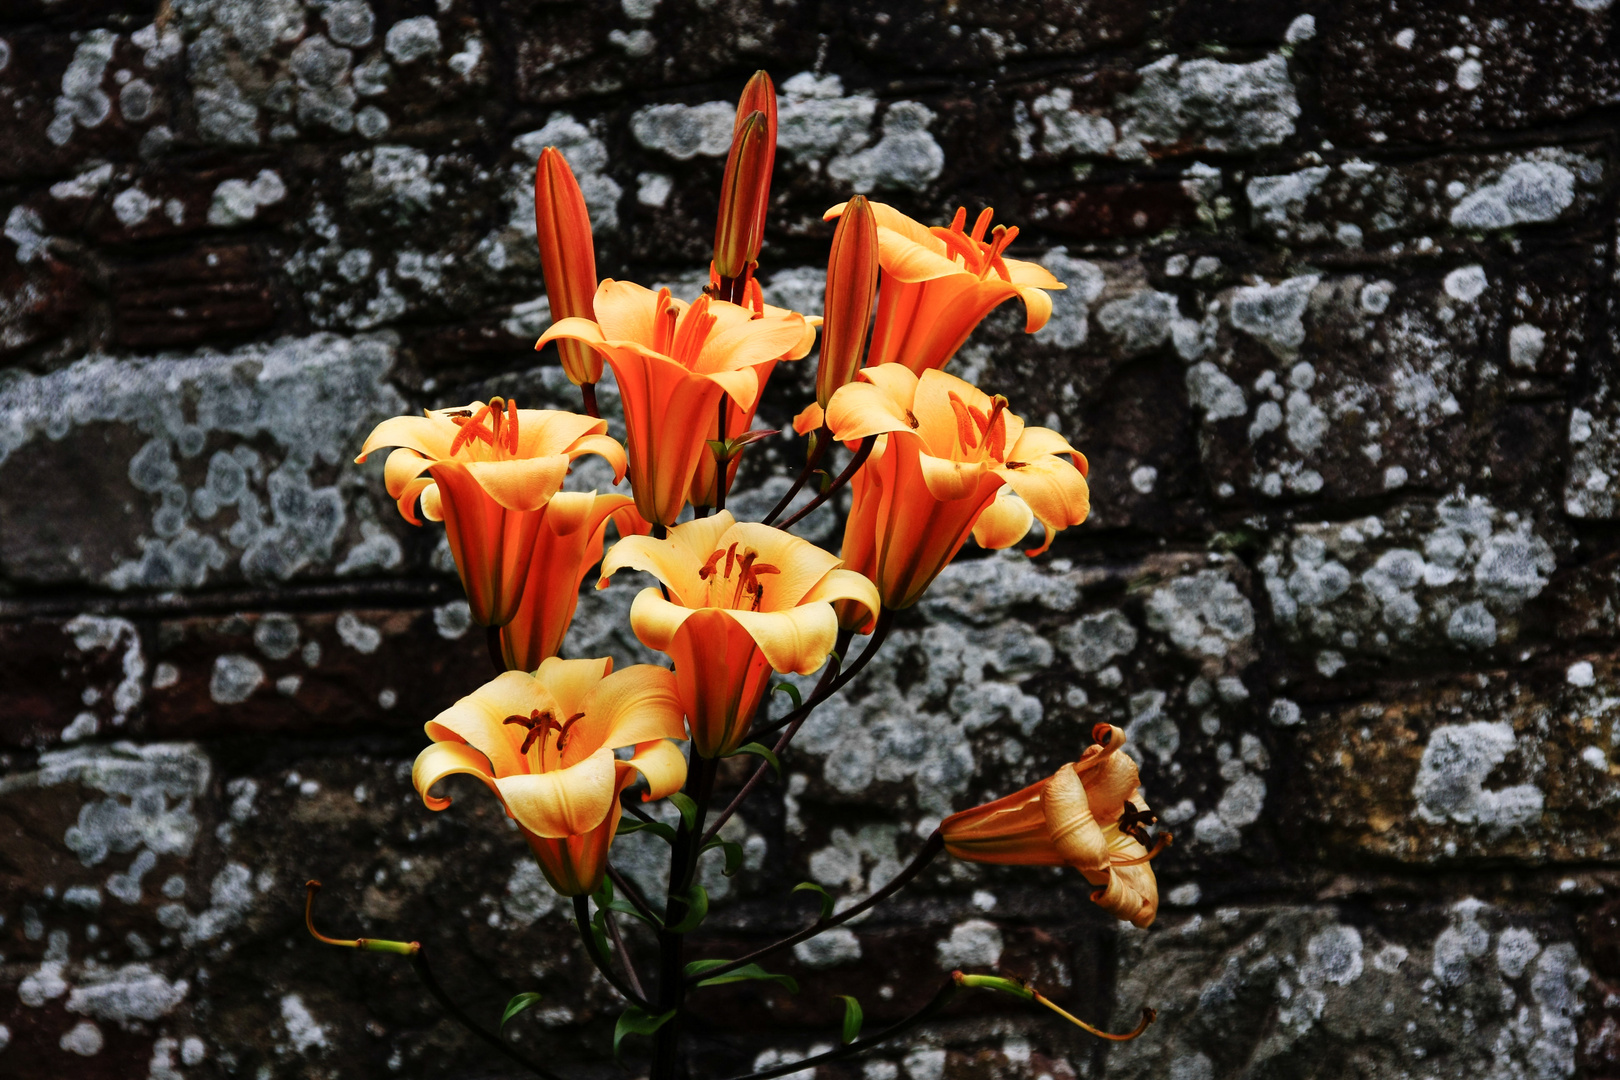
left=1, top=1, right=1617, bottom=1078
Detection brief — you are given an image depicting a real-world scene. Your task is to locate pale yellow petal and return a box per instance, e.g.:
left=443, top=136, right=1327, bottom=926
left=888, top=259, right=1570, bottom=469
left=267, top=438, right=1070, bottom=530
left=917, top=451, right=994, bottom=502
left=797, top=568, right=881, bottom=632
left=972, top=491, right=1034, bottom=550
left=623, top=740, right=689, bottom=801
left=494, top=747, right=618, bottom=837
left=461, top=456, right=571, bottom=511
left=997, top=457, right=1090, bottom=555
left=413, top=741, right=499, bottom=812
left=357, top=414, right=457, bottom=464
left=534, top=656, right=613, bottom=715
left=723, top=604, right=839, bottom=676
left=588, top=664, right=686, bottom=749
left=1043, top=763, right=1108, bottom=875
left=628, top=587, right=697, bottom=653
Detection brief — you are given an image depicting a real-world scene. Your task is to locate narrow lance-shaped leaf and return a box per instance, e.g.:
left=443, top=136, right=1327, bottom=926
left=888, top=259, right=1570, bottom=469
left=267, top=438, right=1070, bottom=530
left=669, top=883, right=710, bottom=934
left=614, top=1006, right=676, bottom=1060
left=501, top=992, right=543, bottom=1032
left=667, top=791, right=699, bottom=832
left=836, top=994, right=863, bottom=1043
left=691, top=961, right=799, bottom=992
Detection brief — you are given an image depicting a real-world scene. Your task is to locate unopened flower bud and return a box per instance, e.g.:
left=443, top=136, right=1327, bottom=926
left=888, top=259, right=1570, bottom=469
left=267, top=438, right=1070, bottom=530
left=712, top=71, right=777, bottom=290
left=816, top=194, right=879, bottom=409
left=533, top=147, right=601, bottom=385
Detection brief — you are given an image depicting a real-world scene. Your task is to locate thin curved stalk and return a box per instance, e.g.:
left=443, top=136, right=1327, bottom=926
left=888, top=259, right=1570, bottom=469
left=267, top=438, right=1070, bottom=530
left=606, top=863, right=662, bottom=927
left=582, top=382, right=600, bottom=419
left=602, top=907, right=648, bottom=1001
left=686, top=831, right=944, bottom=986
left=715, top=981, right=959, bottom=1080
left=777, top=434, right=874, bottom=530
left=573, top=895, right=653, bottom=1009
left=761, top=425, right=829, bottom=526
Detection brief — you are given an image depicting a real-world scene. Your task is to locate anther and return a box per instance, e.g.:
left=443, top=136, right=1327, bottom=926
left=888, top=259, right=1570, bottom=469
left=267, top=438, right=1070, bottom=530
left=553, top=711, right=587, bottom=752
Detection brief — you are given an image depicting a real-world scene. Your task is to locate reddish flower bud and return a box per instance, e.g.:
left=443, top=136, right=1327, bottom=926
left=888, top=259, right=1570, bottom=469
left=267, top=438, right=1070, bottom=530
left=533, top=147, right=602, bottom=385
left=712, top=71, right=777, bottom=287
left=816, top=194, right=879, bottom=409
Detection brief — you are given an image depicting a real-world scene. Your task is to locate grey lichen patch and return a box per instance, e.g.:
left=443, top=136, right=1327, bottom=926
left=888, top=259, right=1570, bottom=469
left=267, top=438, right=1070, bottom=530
left=1261, top=494, right=1554, bottom=666
left=0, top=334, right=407, bottom=590
left=630, top=100, right=736, bottom=159
left=0, top=741, right=210, bottom=869
left=48, top=30, right=118, bottom=146
left=1412, top=721, right=1544, bottom=835
left=1107, top=902, right=1586, bottom=1080
left=1228, top=276, right=1319, bottom=359
left=825, top=101, right=944, bottom=194
left=1026, top=52, right=1299, bottom=163
left=1566, top=382, right=1620, bottom=519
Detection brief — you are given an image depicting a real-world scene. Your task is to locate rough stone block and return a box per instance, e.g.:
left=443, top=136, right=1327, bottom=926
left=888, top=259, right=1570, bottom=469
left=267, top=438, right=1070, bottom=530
left=1289, top=657, right=1620, bottom=864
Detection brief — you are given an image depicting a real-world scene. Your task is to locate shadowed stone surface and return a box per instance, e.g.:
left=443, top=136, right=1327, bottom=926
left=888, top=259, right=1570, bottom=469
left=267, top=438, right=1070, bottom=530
left=1, top=2, right=1618, bottom=1078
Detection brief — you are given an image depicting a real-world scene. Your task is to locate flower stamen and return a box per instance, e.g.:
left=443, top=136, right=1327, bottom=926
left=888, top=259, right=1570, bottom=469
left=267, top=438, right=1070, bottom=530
left=1113, top=831, right=1172, bottom=866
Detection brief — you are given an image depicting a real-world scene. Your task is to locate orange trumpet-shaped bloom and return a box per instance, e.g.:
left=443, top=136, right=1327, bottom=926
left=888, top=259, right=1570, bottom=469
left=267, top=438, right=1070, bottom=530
left=536, top=280, right=810, bottom=526
left=413, top=657, right=688, bottom=896
left=824, top=365, right=1089, bottom=614
left=357, top=399, right=627, bottom=628
left=598, top=512, right=880, bottom=757
left=534, top=147, right=602, bottom=386
left=816, top=194, right=880, bottom=410
left=823, top=200, right=1065, bottom=375
left=940, top=725, right=1161, bottom=928
left=498, top=492, right=634, bottom=672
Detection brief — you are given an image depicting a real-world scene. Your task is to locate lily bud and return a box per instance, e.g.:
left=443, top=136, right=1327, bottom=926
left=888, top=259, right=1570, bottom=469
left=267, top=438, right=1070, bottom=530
left=713, top=91, right=776, bottom=289
left=816, top=194, right=879, bottom=409
left=534, top=147, right=602, bottom=385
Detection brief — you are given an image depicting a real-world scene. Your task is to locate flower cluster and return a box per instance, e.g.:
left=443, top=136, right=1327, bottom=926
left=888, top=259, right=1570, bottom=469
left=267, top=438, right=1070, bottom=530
left=345, top=67, right=1164, bottom=1070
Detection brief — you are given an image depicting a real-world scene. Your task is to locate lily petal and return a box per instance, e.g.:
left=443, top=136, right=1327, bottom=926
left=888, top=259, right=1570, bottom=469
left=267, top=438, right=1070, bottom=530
left=413, top=741, right=499, bottom=812
left=972, top=491, right=1035, bottom=550
left=622, top=740, right=689, bottom=801
left=494, top=746, right=618, bottom=837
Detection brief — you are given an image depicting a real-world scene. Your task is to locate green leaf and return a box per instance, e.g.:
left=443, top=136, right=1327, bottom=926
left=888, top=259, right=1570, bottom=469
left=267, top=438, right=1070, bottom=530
left=668, top=883, right=709, bottom=933
left=793, top=881, right=835, bottom=921
left=694, top=962, right=799, bottom=993
left=725, top=740, right=781, bottom=776
left=613, top=1006, right=676, bottom=1060
left=815, top=470, right=834, bottom=494
left=701, top=836, right=745, bottom=877
left=500, top=992, right=542, bottom=1032
left=667, top=792, right=698, bottom=832
left=836, top=995, right=863, bottom=1044
left=618, top=817, right=677, bottom=843
left=771, top=681, right=803, bottom=708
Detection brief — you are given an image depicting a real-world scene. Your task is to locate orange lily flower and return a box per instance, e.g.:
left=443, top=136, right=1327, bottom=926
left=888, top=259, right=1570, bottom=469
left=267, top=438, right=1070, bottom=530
left=823, top=200, right=1064, bottom=374
left=598, top=512, right=880, bottom=757
left=536, top=281, right=809, bottom=526
left=534, top=147, right=602, bottom=386
left=497, top=491, right=634, bottom=672
left=940, top=725, right=1162, bottom=928
left=356, top=399, right=627, bottom=628
left=824, top=365, right=1089, bottom=614
left=413, top=657, right=688, bottom=896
